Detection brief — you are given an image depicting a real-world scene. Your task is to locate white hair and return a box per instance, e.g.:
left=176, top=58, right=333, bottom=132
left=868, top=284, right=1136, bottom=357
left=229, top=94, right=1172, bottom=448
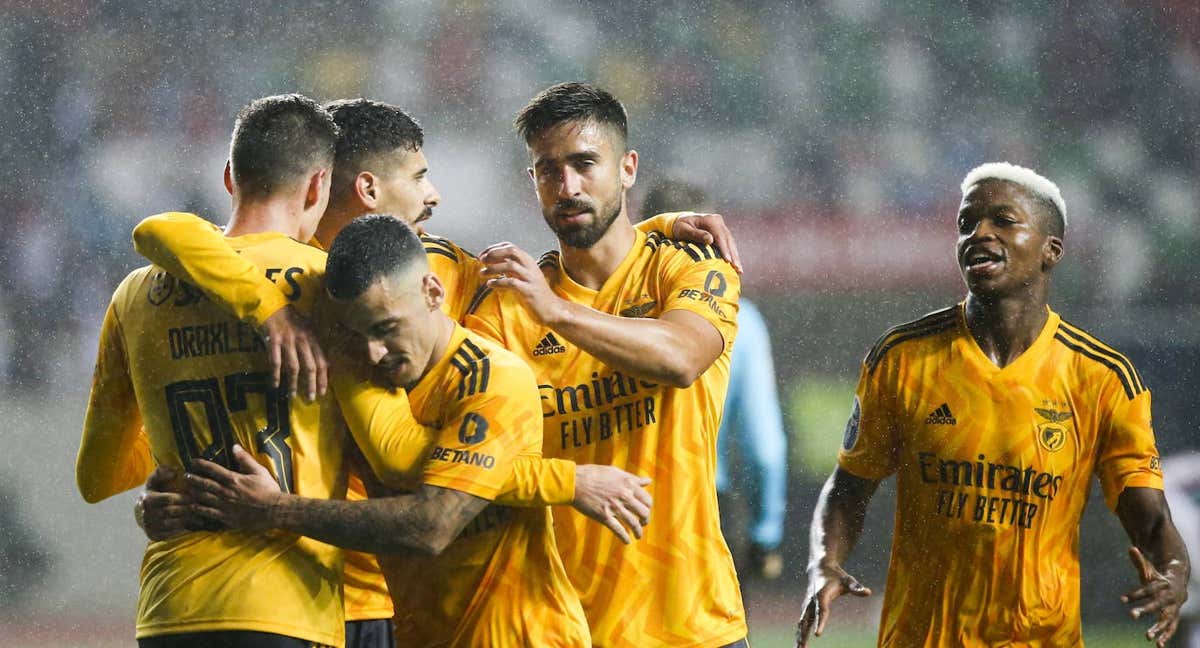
left=960, top=162, right=1067, bottom=230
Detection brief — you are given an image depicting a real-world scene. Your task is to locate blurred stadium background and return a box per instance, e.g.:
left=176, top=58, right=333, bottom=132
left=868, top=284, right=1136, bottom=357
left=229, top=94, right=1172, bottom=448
left=2, top=1, right=1198, bottom=646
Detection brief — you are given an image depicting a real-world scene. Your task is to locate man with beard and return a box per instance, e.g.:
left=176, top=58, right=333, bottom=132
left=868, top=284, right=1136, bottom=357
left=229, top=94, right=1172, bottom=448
left=795, top=163, right=1190, bottom=647
left=465, top=82, right=747, bottom=647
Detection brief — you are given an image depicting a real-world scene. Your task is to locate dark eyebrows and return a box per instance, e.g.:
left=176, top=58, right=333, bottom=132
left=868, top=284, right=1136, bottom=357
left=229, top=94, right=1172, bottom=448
left=370, top=317, right=401, bottom=335
left=413, top=166, right=428, bottom=178
left=533, top=148, right=602, bottom=172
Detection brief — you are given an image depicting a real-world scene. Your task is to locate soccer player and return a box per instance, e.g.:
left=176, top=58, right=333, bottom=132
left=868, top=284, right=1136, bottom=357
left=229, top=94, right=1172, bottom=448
left=77, top=94, right=355, bottom=647
left=795, top=162, right=1190, bottom=647
left=464, top=82, right=748, bottom=647
left=180, top=215, right=592, bottom=647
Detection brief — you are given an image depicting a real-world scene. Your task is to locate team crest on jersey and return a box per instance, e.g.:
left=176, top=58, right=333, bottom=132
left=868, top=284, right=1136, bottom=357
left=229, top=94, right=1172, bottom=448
left=1035, top=407, right=1071, bottom=453
left=1037, top=424, right=1067, bottom=452
left=620, top=301, right=657, bottom=318
left=147, top=272, right=175, bottom=306
left=842, top=396, right=861, bottom=451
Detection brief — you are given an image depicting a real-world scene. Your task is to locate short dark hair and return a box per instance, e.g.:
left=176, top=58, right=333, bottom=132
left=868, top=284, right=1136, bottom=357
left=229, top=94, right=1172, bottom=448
left=229, top=94, right=339, bottom=198
left=324, top=98, right=425, bottom=200
left=326, top=215, right=426, bottom=300
left=514, top=82, right=628, bottom=147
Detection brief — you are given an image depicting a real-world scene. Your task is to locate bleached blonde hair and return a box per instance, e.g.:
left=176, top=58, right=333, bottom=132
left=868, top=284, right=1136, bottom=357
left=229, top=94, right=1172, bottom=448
left=961, top=162, right=1067, bottom=231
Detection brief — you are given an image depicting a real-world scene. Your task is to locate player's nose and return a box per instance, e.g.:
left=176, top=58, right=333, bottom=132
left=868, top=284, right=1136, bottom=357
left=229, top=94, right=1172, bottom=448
left=367, top=340, right=389, bottom=365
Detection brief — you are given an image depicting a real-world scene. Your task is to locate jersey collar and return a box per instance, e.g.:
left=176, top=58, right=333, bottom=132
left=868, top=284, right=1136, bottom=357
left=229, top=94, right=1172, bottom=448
left=554, top=228, right=647, bottom=305
left=957, top=303, right=1061, bottom=379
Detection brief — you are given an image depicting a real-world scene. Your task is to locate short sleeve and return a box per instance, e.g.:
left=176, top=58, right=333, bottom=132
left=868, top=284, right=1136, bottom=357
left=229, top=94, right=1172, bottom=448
left=657, top=252, right=740, bottom=349
left=422, top=356, right=542, bottom=500
left=1096, top=386, right=1162, bottom=510
left=837, top=360, right=900, bottom=480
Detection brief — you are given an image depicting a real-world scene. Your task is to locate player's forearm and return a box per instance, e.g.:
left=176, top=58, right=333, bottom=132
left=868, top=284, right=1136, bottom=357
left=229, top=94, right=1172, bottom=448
left=546, top=301, right=710, bottom=387
left=493, top=456, right=576, bottom=507
left=1118, top=487, right=1191, bottom=580
left=132, top=212, right=289, bottom=326
left=808, top=467, right=878, bottom=569
left=268, top=487, right=471, bottom=556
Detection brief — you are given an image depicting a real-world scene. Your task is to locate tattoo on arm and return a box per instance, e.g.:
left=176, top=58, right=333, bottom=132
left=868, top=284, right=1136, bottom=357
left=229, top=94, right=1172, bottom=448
left=272, top=484, right=489, bottom=555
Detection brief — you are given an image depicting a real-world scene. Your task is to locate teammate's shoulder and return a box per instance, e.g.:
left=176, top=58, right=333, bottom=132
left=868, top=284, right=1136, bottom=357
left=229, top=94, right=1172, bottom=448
left=643, top=231, right=725, bottom=266
left=1053, top=317, right=1146, bottom=400
left=863, top=305, right=960, bottom=372
left=421, top=232, right=472, bottom=262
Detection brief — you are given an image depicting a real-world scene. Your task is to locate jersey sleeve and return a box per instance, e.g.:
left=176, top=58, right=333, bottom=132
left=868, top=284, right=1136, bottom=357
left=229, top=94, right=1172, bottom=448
left=657, top=250, right=740, bottom=349
left=330, top=352, right=439, bottom=487
left=836, top=359, right=900, bottom=481
left=635, top=212, right=683, bottom=238
left=422, top=356, right=542, bottom=500
left=493, top=456, right=577, bottom=507
left=132, top=212, right=290, bottom=326
left=423, top=235, right=485, bottom=323
left=1095, top=384, right=1163, bottom=510
left=77, top=300, right=155, bottom=503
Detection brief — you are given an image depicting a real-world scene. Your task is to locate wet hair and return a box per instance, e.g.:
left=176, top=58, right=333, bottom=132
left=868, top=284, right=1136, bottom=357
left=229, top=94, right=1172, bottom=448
left=324, top=98, right=424, bottom=200
left=641, top=179, right=710, bottom=221
left=961, top=162, right=1066, bottom=238
left=326, top=215, right=426, bottom=300
left=229, top=94, right=339, bottom=198
left=514, top=82, right=628, bottom=148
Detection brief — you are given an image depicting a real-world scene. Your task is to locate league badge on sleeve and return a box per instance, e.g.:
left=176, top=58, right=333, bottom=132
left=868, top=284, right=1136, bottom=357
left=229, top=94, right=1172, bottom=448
left=843, top=396, right=862, bottom=451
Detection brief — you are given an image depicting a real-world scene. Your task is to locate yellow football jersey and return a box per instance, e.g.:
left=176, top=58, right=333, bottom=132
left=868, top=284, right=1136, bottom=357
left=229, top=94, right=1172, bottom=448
left=372, top=324, right=590, bottom=647
left=79, top=232, right=348, bottom=646
left=838, top=304, right=1163, bottom=647
left=465, top=229, right=747, bottom=647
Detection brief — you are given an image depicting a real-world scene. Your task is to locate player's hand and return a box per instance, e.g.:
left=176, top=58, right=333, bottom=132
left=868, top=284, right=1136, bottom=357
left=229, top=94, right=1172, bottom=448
left=572, top=464, right=653, bottom=544
left=673, top=212, right=743, bottom=274
left=185, top=445, right=285, bottom=532
left=1121, top=546, right=1187, bottom=646
left=795, top=562, right=872, bottom=647
left=478, top=242, right=568, bottom=325
left=260, top=305, right=328, bottom=402
left=138, top=465, right=212, bottom=541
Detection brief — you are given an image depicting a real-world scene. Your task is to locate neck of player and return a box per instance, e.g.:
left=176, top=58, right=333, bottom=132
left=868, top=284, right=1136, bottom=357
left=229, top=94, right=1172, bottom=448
left=225, top=193, right=307, bottom=241
left=558, top=205, right=635, bottom=291
left=313, top=200, right=360, bottom=248
left=964, top=287, right=1050, bottom=368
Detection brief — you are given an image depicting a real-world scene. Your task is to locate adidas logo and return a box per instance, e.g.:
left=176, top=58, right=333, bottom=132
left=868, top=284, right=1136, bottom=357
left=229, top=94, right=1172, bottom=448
left=533, top=332, right=567, bottom=357
left=925, top=403, right=957, bottom=425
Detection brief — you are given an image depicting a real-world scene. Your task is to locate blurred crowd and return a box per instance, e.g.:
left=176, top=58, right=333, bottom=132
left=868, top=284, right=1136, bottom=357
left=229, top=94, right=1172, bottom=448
left=2, top=0, right=1199, bottom=391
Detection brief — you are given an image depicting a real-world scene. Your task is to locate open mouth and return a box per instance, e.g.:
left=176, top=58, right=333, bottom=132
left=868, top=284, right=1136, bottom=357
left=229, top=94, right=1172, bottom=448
left=963, top=247, right=1004, bottom=275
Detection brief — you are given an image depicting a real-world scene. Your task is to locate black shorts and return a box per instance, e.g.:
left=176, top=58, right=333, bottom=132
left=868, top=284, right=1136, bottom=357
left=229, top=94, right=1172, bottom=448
left=138, top=630, right=331, bottom=648
left=345, top=618, right=395, bottom=648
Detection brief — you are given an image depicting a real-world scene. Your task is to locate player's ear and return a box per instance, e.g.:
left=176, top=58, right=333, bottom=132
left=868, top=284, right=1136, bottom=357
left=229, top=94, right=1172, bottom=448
left=223, top=160, right=234, bottom=196
left=303, top=168, right=327, bottom=210
left=621, top=149, right=638, bottom=190
left=354, top=172, right=379, bottom=210
left=422, top=272, right=445, bottom=311
left=1042, top=234, right=1064, bottom=272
